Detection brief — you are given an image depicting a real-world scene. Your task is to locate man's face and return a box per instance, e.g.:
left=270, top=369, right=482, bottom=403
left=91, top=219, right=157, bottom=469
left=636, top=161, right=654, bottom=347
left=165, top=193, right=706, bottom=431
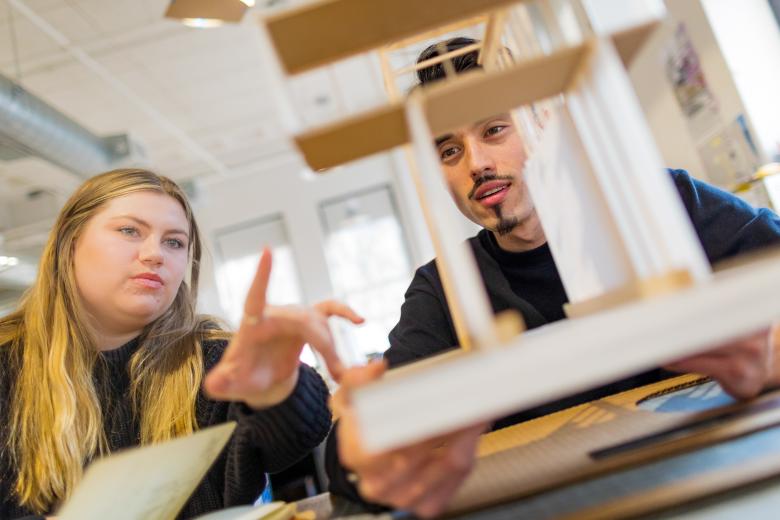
left=435, top=113, right=534, bottom=235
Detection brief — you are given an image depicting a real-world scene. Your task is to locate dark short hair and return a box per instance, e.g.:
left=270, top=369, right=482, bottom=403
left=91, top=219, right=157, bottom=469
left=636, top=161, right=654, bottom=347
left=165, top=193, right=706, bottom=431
left=416, top=36, right=481, bottom=86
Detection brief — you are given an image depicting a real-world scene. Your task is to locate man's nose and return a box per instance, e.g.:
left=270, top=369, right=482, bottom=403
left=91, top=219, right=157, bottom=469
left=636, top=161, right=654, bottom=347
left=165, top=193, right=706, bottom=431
left=464, top=138, right=495, bottom=180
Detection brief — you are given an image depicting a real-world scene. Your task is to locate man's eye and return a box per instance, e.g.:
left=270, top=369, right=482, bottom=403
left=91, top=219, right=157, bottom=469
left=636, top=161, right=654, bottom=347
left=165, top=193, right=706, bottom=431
left=485, top=125, right=506, bottom=137
left=440, top=146, right=460, bottom=160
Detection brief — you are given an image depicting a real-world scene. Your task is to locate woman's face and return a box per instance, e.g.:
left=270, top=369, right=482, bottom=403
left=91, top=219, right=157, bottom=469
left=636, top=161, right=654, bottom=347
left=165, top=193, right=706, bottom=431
left=73, top=191, right=191, bottom=336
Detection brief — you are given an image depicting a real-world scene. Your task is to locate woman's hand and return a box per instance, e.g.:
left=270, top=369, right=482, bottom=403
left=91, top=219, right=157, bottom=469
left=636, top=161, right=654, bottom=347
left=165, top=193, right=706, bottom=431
left=204, top=248, right=363, bottom=408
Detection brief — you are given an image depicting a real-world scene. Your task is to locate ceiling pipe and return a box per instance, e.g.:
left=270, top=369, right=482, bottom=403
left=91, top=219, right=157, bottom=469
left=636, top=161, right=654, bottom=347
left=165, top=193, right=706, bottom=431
left=7, top=0, right=229, bottom=177
left=0, top=72, right=131, bottom=177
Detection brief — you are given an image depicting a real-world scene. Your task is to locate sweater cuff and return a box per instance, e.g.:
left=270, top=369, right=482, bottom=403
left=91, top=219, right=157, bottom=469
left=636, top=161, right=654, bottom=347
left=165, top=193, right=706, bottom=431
left=231, top=364, right=330, bottom=421
left=229, top=364, right=332, bottom=472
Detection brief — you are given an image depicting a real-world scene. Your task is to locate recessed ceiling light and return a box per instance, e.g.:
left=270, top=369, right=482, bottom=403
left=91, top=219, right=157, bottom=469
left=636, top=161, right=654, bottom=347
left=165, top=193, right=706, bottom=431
left=181, top=18, right=226, bottom=28
left=0, top=256, right=19, bottom=268
left=165, top=0, right=248, bottom=26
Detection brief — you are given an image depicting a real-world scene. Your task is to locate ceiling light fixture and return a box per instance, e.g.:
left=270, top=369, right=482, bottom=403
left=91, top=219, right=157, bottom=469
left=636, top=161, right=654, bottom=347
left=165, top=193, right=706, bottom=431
left=0, top=256, right=19, bottom=268
left=165, top=0, right=249, bottom=27
left=180, top=18, right=226, bottom=28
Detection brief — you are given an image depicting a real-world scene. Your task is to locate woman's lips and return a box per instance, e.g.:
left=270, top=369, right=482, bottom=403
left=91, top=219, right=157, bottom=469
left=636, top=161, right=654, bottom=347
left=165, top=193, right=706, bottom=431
left=131, top=273, right=164, bottom=289
left=131, top=278, right=163, bottom=289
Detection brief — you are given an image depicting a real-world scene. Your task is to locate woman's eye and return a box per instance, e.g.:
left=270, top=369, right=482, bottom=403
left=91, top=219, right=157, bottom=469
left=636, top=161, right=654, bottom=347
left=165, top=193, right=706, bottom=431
left=118, top=226, right=139, bottom=237
left=165, top=238, right=186, bottom=249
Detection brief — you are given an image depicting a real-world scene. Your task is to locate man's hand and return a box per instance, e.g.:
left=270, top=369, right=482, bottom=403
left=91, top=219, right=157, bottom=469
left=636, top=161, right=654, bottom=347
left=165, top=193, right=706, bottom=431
left=204, top=248, right=363, bottom=408
left=665, top=323, right=780, bottom=399
left=333, top=361, right=487, bottom=518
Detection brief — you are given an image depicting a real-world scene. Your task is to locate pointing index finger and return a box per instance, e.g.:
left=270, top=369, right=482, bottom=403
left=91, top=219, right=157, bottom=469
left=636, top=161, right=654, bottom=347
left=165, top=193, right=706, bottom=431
left=243, top=247, right=272, bottom=320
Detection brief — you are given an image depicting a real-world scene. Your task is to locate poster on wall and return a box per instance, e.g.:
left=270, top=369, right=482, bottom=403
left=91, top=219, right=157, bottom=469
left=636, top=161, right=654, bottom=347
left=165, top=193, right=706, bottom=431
left=697, top=115, right=762, bottom=188
left=665, top=23, right=721, bottom=140
left=665, top=23, right=764, bottom=205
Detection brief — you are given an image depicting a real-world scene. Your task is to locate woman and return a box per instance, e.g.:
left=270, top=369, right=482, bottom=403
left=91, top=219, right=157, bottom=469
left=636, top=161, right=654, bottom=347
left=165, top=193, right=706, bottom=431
left=0, top=169, right=360, bottom=519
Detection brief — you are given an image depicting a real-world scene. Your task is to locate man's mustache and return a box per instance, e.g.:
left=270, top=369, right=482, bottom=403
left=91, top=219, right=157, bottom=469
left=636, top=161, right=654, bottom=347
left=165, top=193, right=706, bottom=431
left=467, top=174, right=514, bottom=200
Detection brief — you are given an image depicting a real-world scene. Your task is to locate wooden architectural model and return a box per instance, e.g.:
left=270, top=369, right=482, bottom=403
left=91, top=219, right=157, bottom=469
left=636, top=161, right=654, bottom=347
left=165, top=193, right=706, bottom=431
left=258, top=0, right=780, bottom=454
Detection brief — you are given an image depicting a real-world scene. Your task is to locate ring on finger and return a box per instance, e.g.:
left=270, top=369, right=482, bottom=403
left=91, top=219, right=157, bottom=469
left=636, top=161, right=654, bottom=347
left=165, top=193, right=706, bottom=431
left=243, top=312, right=262, bottom=326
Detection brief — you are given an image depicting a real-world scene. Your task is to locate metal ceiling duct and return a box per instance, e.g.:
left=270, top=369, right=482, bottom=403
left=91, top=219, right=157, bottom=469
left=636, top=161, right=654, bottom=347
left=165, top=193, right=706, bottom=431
left=0, top=72, right=132, bottom=178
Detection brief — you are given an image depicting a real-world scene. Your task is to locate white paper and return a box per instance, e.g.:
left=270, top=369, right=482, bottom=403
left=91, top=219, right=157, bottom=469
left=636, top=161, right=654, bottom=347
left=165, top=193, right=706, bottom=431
left=58, top=422, right=236, bottom=520
left=193, top=501, right=292, bottom=520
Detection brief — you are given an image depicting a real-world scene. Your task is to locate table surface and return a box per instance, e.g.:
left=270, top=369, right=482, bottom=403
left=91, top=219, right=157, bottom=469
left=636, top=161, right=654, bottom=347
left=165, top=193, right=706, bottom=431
left=296, top=425, right=780, bottom=519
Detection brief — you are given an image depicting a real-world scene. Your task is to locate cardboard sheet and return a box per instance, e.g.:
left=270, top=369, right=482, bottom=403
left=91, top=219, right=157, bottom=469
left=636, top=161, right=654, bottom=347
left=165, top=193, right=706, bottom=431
left=449, top=376, right=780, bottom=514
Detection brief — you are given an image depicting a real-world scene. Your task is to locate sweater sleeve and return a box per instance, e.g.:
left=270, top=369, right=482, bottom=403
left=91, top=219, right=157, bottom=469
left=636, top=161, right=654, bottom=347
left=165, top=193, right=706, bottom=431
left=222, top=364, right=332, bottom=506
left=385, top=264, right=459, bottom=368
left=671, top=169, right=780, bottom=263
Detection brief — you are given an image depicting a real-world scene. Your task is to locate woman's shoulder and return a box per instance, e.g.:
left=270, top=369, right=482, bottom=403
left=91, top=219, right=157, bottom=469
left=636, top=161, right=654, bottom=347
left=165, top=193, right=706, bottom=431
left=0, top=341, right=18, bottom=397
left=0, top=337, right=20, bottom=369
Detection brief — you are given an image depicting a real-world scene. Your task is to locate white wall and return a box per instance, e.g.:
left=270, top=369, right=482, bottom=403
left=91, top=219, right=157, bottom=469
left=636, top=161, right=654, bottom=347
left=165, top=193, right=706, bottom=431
left=195, top=154, right=388, bottom=314
left=192, top=148, right=478, bottom=318
left=702, top=0, right=780, bottom=161
left=628, top=0, right=768, bottom=182
left=629, top=16, right=707, bottom=177
left=582, top=0, right=666, bottom=34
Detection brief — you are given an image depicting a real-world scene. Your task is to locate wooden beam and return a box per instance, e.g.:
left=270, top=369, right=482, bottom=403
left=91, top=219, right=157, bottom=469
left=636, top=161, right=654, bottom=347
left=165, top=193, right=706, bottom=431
left=295, top=41, right=590, bottom=170
left=294, top=102, right=407, bottom=171
left=611, top=20, right=660, bottom=67
left=405, top=95, right=503, bottom=350
left=383, top=15, right=487, bottom=51
left=563, top=269, right=693, bottom=319
left=352, top=248, right=780, bottom=452
left=478, top=9, right=510, bottom=69
left=424, top=41, right=589, bottom=135
left=263, top=0, right=528, bottom=74
left=377, top=49, right=402, bottom=101
left=164, top=0, right=247, bottom=23
left=395, top=43, right=483, bottom=76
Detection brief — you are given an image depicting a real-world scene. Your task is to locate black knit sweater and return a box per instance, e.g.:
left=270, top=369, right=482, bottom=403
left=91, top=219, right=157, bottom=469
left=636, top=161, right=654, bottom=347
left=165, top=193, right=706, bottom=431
left=0, top=336, right=332, bottom=520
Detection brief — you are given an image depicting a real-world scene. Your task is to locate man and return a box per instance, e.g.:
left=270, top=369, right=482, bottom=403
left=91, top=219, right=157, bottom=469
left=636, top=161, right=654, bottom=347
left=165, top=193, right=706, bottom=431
left=326, top=37, right=780, bottom=518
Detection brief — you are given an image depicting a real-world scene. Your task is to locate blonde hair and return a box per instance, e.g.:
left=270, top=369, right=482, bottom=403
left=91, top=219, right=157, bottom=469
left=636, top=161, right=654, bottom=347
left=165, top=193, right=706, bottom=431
left=0, top=168, right=228, bottom=513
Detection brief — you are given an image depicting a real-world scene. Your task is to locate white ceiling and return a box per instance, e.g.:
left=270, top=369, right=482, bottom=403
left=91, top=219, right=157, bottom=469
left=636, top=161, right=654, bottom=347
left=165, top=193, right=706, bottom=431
left=0, top=0, right=386, bottom=209
left=0, top=0, right=484, bottom=221
left=0, top=0, right=395, bottom=295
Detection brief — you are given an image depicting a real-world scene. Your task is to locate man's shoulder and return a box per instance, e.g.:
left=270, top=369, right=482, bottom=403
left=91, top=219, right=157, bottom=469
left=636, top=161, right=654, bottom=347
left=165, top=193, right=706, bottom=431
left=666, top=167, right=755, bottom=214
left=667, top=168, right=692, bottom=180
left=667, top=168, right=699, bottom=197
left=413, top=231, right=486, bottom=283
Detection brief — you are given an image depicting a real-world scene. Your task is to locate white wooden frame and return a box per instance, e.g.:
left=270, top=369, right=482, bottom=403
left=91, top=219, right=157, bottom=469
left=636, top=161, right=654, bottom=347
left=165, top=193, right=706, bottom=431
left=352, top=251, right=780, bottom=451
left=259, top=0, right=780, bottom=452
